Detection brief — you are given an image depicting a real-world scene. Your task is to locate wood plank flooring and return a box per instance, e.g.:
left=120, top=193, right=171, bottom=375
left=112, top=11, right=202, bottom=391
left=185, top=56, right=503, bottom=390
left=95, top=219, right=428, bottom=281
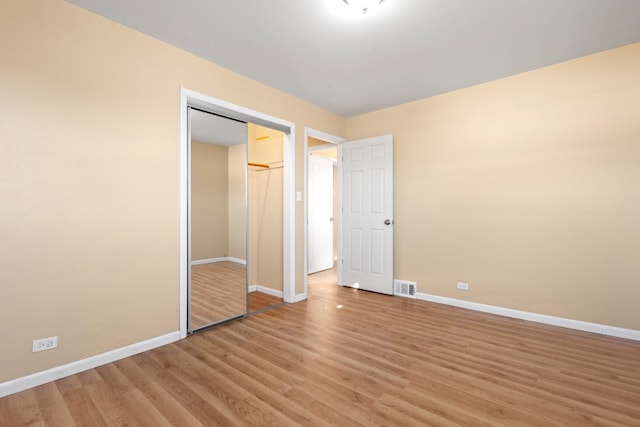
left=248, top=291, right=282, bottom=313
left=191, top=262, right=282, bottom=329
left=190, top=262, right=247, bottom=328
left=2, top=268, right=640, bottom=426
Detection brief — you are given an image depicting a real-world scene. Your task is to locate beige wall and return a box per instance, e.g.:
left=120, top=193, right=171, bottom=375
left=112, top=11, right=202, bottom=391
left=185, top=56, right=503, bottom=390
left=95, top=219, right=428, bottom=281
left=248, top=125, right=284, bottom=292
left=347, top=42, right=640, bottom=330
left=227, top=144, right=247, bottom=260
left=308, top=136, right=328, bottom=148
left=191, top=141, right=228, bottom=260
left=0, top=0, right=344, bottom=383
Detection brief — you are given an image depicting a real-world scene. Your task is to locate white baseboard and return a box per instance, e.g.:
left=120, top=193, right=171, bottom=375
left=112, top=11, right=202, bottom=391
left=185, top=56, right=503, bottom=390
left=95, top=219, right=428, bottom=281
left=0, top=331, right=180, bottom=398
left=294, top=292, right=308, bottom=303
left=191, top=257, right=246, bottom=266
left=191, top=257, right=225, bottom=265
left=248, top=284, right=283, bottom=298
left=415, top=292, right=640, bottom=342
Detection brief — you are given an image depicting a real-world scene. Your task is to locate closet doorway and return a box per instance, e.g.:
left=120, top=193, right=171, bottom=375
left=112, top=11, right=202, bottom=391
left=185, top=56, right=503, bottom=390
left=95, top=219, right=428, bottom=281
left=180, top=89, right=296, bottom=338
left=247, top=125, right=287, bottom=311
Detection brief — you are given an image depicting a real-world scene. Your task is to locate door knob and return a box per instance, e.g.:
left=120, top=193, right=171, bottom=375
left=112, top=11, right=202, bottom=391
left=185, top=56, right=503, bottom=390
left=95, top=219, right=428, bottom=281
left=384, top=219, right=393, bottom=225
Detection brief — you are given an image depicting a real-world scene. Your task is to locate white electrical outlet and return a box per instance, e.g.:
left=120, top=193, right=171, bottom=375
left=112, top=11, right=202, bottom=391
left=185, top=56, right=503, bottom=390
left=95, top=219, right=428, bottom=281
left=32, top=336, right=58, bottom=353
left=457, top=282, right=469, bottom=290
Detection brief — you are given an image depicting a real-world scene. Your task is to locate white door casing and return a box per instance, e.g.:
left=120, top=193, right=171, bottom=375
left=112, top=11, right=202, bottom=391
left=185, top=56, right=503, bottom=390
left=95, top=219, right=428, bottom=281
left=341, top=134, right=393, bottom=294
left=308, top=155, right=334, bottom=274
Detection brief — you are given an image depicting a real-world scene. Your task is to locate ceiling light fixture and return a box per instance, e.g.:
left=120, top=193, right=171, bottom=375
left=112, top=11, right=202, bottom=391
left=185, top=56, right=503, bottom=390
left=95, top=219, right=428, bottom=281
left=342, top=0, right=384, bottom=15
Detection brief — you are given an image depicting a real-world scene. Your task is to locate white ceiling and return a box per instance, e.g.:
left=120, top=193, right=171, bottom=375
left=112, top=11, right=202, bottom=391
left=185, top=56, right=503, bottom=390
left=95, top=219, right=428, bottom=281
left=67, top=0, right=640, bottom=117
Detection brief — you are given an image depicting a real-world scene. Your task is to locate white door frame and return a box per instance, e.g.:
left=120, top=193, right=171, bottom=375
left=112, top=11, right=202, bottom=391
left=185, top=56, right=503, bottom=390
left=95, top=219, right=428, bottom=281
left=180, top=88, right=296, bottom=338
left=303, top=127, right=346, bottom=299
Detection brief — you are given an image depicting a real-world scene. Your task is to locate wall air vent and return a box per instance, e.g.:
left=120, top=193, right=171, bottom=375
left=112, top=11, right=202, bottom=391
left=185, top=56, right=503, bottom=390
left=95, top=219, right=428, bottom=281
left=393, top=280, right=417, bottom=298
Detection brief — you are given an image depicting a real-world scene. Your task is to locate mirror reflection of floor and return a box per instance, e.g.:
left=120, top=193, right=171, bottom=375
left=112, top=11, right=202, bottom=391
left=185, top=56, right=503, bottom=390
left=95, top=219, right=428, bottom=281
left=191, top=262, right=246, bottom=329
left=191, top=261, right=284, bottom=329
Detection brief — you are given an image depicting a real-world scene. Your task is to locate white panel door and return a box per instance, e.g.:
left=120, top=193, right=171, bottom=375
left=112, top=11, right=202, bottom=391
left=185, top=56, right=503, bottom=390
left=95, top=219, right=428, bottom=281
left=341, top=134, right=393, bottom=294
left=308, top=155, right=334, bottom=273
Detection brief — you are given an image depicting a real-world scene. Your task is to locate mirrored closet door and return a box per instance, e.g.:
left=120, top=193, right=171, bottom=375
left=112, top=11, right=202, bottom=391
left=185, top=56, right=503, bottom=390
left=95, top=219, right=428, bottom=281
left=188, top=108, right=248, bottom=332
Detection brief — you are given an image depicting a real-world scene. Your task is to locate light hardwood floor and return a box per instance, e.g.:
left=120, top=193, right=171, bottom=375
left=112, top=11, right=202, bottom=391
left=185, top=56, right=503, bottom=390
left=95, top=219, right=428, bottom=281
left=191, top=262, right=282, bottom=329
left=191, top=262, right=247, bottom=328
left=2, top=268, right=640, bottom=426
left=248, top=291, right=283, bottom=313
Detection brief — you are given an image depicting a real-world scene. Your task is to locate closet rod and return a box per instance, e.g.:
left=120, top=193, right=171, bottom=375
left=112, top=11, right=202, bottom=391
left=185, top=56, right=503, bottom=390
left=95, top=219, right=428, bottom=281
left=248, top=161, right=269, bottom=169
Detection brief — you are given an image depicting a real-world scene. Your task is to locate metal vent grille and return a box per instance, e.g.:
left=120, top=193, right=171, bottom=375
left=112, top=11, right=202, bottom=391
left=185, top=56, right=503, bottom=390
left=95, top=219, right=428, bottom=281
left=394, top=280, right=417, bottom=298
